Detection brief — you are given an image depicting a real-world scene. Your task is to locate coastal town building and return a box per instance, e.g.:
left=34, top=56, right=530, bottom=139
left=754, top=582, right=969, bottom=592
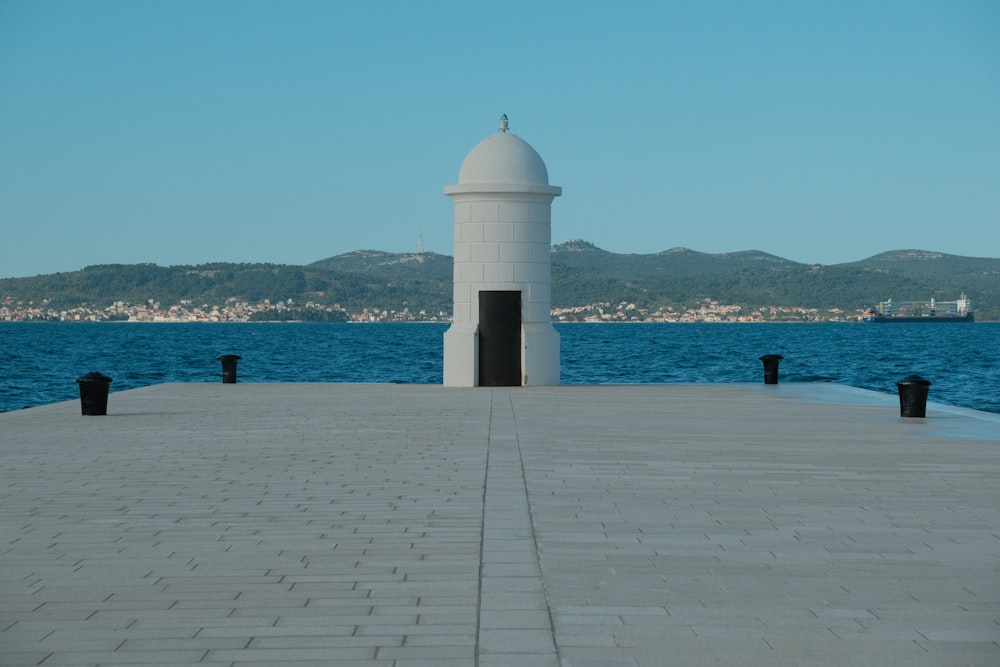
left=1, top=297, right=860, bottom=323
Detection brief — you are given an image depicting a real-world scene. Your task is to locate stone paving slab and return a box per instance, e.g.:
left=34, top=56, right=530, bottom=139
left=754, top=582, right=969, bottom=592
left=1, top=383, right=998, bottom=666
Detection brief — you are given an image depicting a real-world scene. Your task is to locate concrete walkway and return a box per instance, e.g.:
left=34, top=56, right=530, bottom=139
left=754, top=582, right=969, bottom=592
left=1, top=383, right=998, bottom=666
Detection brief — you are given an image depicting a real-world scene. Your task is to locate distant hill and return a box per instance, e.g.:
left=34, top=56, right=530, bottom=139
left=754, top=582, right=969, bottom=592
left=551, top=239, right=800, bottom=277
left=309, top=250, right=452, bottom=281
left=842, top=250, right=1000, bottom=320
left=0, top=262, right=453, bottom=317
left=546, top=241, right=998, bottom=320
left=2, top=243, right=998, bottom=320
left=841, top=249, right=1000, bottom=282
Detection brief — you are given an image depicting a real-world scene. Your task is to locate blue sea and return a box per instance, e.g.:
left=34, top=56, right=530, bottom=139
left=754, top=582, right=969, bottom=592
left=1, top=322, right=998, bottom=414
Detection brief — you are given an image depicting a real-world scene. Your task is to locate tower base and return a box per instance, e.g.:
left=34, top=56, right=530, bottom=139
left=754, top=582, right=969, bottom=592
left=442, top=322, right=560, bottom=387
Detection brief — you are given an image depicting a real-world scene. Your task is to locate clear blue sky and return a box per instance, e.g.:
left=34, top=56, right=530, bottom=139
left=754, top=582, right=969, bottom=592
left=2, top=0, right=998, bottom=278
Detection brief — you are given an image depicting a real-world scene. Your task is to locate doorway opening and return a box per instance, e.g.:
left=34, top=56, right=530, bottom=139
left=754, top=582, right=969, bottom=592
left=478, top=291, right=521, bottom=386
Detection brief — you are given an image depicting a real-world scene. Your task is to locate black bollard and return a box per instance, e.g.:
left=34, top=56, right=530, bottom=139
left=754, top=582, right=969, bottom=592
left=217, top=355, right=242, bottom=383
left=896, top=375, right=931, bottom=418
left=76, top=371, right=113, bottom=415
left=758, top=354, right=784, bottom=384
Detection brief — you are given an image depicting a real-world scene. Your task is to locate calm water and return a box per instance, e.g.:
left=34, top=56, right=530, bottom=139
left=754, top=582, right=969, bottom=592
left=1, top=322, right=998, bottom=414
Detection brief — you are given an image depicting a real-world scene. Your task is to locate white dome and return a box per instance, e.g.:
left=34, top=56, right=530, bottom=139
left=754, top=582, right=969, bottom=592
left=457, top=132, right=550, bottom=186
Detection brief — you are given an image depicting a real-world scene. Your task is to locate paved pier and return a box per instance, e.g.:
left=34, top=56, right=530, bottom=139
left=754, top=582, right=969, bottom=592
left=1, top=383, right=998, bottom=666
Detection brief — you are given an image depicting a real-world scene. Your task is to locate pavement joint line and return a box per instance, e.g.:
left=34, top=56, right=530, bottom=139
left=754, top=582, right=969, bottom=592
left=475, top=388, right=559, bottom=662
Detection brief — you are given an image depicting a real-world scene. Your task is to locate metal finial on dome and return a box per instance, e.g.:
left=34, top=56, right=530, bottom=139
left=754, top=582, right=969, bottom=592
left=499, top=114, right=509, bottom=133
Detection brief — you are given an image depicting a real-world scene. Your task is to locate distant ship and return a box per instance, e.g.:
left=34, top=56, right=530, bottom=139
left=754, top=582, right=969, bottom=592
left=863, top=294, right=974, bottom=323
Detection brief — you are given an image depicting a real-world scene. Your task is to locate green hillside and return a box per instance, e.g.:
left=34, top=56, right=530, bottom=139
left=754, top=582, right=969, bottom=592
left=551, top=239, right=800, bottom=276
left=0, top=263, right=452, bottom=318
left=309, top=250, right=452, bottom=281
left=2, top=243, right=997, bottom=320
left=550, top=243, right=999, bottom=319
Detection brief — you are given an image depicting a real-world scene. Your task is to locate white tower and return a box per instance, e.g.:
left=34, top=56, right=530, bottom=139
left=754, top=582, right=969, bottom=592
left=443, top=116, right=562, bottom=387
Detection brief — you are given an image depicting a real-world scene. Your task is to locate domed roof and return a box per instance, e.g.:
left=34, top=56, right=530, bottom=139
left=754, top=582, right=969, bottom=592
left=457, top=132, right=550, bottom=186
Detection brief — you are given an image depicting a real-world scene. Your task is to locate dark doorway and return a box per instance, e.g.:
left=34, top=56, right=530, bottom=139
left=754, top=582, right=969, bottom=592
left=479, top=291, right=521, bottom=386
